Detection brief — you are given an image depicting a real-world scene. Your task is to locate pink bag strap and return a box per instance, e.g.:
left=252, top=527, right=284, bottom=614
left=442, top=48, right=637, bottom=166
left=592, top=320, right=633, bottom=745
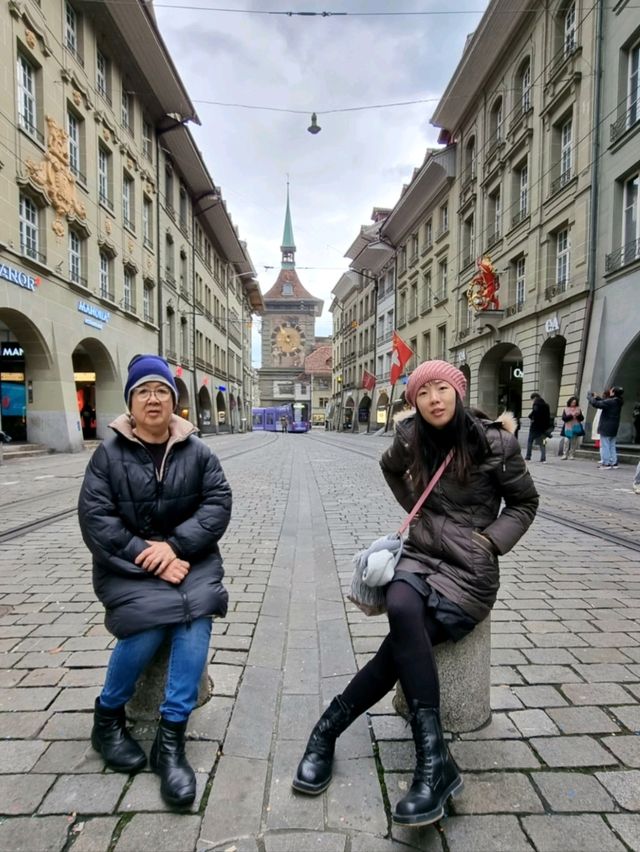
left=397, top=450, right=454, bottom=536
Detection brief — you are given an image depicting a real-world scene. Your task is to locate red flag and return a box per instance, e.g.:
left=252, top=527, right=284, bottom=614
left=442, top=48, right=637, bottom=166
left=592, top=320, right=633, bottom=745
left=361, top=370, right=376, bottom=391
left=390, top=332, right=413, bottom=385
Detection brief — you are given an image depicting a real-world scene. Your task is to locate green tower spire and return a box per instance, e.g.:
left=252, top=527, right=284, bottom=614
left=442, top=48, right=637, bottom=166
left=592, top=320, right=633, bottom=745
left=280, top=182, right=296, bottom=268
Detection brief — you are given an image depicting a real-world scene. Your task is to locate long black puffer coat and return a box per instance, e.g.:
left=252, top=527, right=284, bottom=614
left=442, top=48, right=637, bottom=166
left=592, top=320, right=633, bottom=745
left=380, top=412, right=538, bottom=622
left=78, top=414, right=231, bottom=638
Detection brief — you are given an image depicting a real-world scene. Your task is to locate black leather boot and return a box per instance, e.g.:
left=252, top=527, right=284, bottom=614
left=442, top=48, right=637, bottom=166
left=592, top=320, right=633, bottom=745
left=150, top=718, right=196, bottom=808
left=393, top=702, right=463, bottom=826
left=91, top=698, right=147, bottom=773
left=292, top=695, right=355, bottom=795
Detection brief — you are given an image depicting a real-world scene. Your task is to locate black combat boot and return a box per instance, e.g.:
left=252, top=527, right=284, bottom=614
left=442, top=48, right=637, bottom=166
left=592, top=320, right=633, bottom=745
left=150, top=718, right=196, bottom=808
left=292, top=695, right=356, bottom=795
left=91, top=698, right=147, bottom=773
left=393, top=702, right=463, bottom=826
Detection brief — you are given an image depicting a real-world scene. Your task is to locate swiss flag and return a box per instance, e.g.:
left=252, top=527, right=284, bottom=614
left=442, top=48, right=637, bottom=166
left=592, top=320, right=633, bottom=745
left=362, top=370, right=376, bottom=391
left=390, top=332, right=413, bottom=385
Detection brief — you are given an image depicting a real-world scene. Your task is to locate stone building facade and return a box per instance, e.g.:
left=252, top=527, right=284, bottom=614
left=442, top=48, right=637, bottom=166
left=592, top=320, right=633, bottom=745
left=0, top=0, right=261, bottom=450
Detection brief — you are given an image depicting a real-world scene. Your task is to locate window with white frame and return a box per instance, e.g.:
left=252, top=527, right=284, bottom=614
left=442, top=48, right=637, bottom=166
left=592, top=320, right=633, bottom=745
left=438, top=259, right=448, bottom=300
left=437, top=324, right=447, bottom=360
left=65, top=3, right=78, bottom=56
left=464, top=137, right=476, bottom=180
left=96, top=49, right=109, bottom=100
left=422, top=270, right=432, bottom=311
left=99, top=251, right=111, bottom=299
left=143, top=281, right=154, bottom=322
left=69, top=230, right=82, bottom=284
left=515, top=162, right=528, bottom=223
left=556, top=229, right=570, bottom=289
left=122, top=174, right=134, bottom=230
left=422, top=331, right=431, bottom=361
left=560, top=117, right=573, bottom=183
left=463, top=214, right=475, bottom=265
left=623, top=173, right=639, bottom=262
left=19, top=194, right=39, bottom=260
left=180, top=317, right=188, bottom=360
left=410, top=232, right=419, bottom=263
left=122, top=88, right=133, bottom=133
left=98, top=146, right=111, bottom=207
left=628, top=41, right=639, bottom=129
left=142, top=119, right=153, bottom=161
left=520, top=60, right=532, bottom=113
left=17, top=54, right=38, bottom=139
left=515, top=257, right=526, bottom=308
left=123, top=267, right=135, bottom=312
left=491, top=97, right=503, bottom=142
left=440, top=203, right=449, bottom=234
left=424, top=219, right=433, bottom=248
left=67, top=110, right=83, bottom=181
left=489, top=187, right=502, bottom=241
left=564, top=2, right=576, bottom=57
left=143, top=196, right=153, bottom=248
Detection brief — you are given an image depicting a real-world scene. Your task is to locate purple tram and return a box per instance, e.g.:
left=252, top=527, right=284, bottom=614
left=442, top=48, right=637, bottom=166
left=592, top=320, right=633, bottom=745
left=252, top=402, right=311, bottom=433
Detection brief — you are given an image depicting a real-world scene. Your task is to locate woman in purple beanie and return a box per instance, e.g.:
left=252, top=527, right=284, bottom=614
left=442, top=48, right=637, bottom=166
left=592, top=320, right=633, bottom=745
left=78, top=354, right=232, bottom=808
left=293, top=360, right=538, bottom=827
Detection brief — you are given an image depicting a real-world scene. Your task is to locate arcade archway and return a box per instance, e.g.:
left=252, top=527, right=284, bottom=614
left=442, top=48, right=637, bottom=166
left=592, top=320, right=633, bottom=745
left=460, top=364, right=471, bottom=406
left=343, top=396, right=355, bottom=430
left=72, top=338, right=119, bottom=440
left=216, top=390, right=227, bottom=431
left=606, top=331, right=640, bottom=442
left=198, top=385, right=213, bottom=431
left=539, top=336, right=566, bottom=417
left=175, top=377, right=190, bottom=421
left=376, top=391, right=389, bottom=426
left=478, top=343, right=523, bottom=419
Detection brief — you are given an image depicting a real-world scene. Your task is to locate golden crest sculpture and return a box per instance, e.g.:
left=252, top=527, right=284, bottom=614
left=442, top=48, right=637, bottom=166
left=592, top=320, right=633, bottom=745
left=26, top=116, right=87, bottom=237
left=467, top=256, right=500, bottom=311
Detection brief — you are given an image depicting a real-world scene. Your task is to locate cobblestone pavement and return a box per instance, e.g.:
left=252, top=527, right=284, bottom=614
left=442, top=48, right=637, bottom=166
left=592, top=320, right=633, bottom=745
left=0, top=431, right=639, bottom=852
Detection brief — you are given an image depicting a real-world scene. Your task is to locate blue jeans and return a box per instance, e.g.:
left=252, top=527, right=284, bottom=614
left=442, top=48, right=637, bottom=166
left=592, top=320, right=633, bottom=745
left=99, top=617, right=212, bottom=722
left=600, top=436, right=617, bottom=466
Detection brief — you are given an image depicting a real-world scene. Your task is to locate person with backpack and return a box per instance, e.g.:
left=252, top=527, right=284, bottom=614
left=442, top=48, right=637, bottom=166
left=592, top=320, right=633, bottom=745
left=525, top=393, right=552, bottom=463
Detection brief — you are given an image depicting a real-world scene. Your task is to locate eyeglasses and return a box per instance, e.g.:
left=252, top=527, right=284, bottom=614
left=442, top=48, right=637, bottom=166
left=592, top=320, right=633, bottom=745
left=133, top=386, right=173, bottom=402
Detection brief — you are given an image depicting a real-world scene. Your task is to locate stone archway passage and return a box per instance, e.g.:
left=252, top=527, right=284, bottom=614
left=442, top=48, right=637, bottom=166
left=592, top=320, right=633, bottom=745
left=460, top=364, right=471, bottom=407
left=72, top=338, right=119, bottom=441
left=216, top=390, right=228, bottom=430
left=605, top=330, right=640, bottom=442
left=478, top=343, right=524, bottom=419
left=175, top=377, right=191, bottom=421
left=198, top=385, right=213, bottom=429
left=539, top=336, right=566, bottom=417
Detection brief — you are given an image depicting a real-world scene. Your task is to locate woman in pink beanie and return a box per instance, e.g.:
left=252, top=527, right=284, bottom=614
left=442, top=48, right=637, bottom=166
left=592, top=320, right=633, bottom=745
left=293, top=360, right=538, bottom=827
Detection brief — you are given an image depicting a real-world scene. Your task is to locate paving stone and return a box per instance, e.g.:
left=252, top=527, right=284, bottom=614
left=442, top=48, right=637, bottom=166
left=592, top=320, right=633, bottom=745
left=39, top=773, right=127, bottom=814
left=521, top=648, right=578, bottom=665
left=606, top=815, right=640, bottom=852
left=0, top=686, right=60, bottom=711
left=449, top=740, right=540, bottom=770
left=459, top=713, right=521, bottom=740
left=369, top=713, right=412, bottom=741
left=32, top=740, right=104, bottom=774
left=522, top=814, right=626, bottom=852
left=263, top=832, right=347, bottom=852
left=443, top=814, right=533, bottom=851
left=0, top=773, right=56, bottom=814
left=119, top=770, right=208, bottom=812
left=490, top=686, right=524, bottom=710
left=39, top=712, right=93, bottom=740
left=452, top=771, right=544, bottom=814
left=47, top=686, right=98, bottom=713
left=266, top=740, right=324, bottom=832
left=65, top=817, right=119, bottom=852
left=326, top=757, right=387, bottom=835
left=548, top=706, right=621, bottom=734
left=187, top=696, right=234, bottom=741
left=532, top=771, right=615, bottom=811
left=277, top=693, right=321, bottom=741
left=207, top=663, right=242, bottom=697
left=609, top=705, right=640, bottom=731
left=531, top=736, right=619, bottom=768
left=223, top=665, right=281, bottom=759
left=508, top=709, right=560, bottom=737
left=115, top=813, right=202, bottom=851
left=512, top=686, right=568, bottom=707
left=0, top=710, right=48, bottom=738
left=596, top=769, right=640, bottom=809
left=0, top=815, right=70, bottom=851
left=200, top=756, right=268, bottom=845
left=517, top=664, right=583, bottom=684
left=560, top=683, right=635, bottom=705
left=0, top=739, right=48, bottom=771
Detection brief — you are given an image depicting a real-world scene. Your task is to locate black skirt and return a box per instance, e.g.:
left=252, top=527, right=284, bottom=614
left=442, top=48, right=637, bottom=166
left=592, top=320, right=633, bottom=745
left=391, top=570, right=479, bottom=643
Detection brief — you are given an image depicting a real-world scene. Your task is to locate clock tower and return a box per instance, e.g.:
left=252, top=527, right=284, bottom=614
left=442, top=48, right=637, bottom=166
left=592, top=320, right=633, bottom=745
left=258, top=186, right=323, bottom=407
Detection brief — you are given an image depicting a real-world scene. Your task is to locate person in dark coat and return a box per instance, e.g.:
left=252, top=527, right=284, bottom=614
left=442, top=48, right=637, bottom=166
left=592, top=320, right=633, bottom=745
left=525, top=392, right=552, bottom=463
left=292, top=360, right=538, bottom=827
left=78, top=354, right=232, bottom=808
left=588, top=386, right=624, bottom=468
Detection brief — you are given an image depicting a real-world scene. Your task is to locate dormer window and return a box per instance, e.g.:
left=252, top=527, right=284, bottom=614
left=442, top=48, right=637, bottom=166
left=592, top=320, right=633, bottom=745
left=282, top=282, right=293, bottom=296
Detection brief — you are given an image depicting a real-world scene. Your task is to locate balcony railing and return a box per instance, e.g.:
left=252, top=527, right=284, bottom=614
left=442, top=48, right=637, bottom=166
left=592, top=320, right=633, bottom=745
left=548, top=40, right=579, bottom=79
left=505, top=300, right=526, bottom=317
left=544, top=280, right=568, bottom=300
left=434, top=289, right=447, bottom=304
left=509, top=103, right=533, bottom=132
left=610, top=106, right=640, bottom=145
left=143, top=311, right=154, bottom=323
left=99, top=287, right=115, bottom=302
left=487, top=225, right=502, bottom=247
left=123, top=216, right=135, bottom=233
left=407, top=305, right=418, bottom=322
left=70, top=163, right=87, bottom=184
left=421, top=296, right=433, bottom=313
left=22, top=244, right=46, bottom=264
left=550, top=169, right=573, bottom=196
left=605, top=238, right=640, bottom=274
left=512, top=207, right=529, bottom=228
left=143, top=236, right=153, bottom=251
left=99, top=192, right=114, bottom=212
left=70, top=272, right=88, bottom=288
left=461, top=252, right=474, bottom=269
left=19, top=116, right=45, bottom=145
left=164, top=270, right=176, bottom=287
left=166, top=349, right=178, bottom=363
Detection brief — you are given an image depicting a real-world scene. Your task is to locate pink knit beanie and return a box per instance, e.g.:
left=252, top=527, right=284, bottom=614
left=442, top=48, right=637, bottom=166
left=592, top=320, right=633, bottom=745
left=405, top=360, right=467, bottom=406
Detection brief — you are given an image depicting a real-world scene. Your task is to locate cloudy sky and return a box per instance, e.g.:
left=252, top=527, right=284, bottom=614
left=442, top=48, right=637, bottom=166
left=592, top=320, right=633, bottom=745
left=154, top=0, right=486, bottom=364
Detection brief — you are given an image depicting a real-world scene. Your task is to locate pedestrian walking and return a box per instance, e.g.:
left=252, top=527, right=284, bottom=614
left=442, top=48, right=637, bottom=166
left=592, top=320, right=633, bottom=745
left=588, top=386, right=624, bottom=469
left=525, top=392, right=552, bottom=463
left=292, top=360, right=538, bottom=827
left=560, top=396, right=585, bottom=459
left=78, top=354, right=232, bottom=808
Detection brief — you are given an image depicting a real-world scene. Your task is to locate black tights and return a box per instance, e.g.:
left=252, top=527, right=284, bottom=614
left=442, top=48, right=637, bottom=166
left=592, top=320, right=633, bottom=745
left=342, top=580, right=447, bottom=717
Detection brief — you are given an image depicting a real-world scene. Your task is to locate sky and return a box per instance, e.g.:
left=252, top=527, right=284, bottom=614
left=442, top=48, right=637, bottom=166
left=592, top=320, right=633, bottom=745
left=153, top=0, right=487, bottom=365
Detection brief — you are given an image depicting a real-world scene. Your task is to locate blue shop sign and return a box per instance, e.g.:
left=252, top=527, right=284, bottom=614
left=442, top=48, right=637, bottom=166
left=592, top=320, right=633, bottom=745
left=78, top=300, right=111, bottom=330
left=0, top=261, right=41, bottom=292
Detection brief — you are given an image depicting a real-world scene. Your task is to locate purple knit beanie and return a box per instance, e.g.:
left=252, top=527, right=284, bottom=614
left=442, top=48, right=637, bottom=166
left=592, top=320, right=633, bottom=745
left=405, top=360, right=467, bottom=407
left=124, top=354, right=178, bottom=406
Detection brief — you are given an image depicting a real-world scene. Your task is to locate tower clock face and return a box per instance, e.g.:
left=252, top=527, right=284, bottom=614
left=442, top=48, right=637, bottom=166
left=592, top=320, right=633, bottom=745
left=272, top=321, right=305, bottom=355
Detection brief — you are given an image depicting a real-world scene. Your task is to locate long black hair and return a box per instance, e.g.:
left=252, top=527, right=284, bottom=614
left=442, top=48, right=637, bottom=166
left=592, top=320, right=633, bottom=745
left=409, top=397, right=488, bottom=488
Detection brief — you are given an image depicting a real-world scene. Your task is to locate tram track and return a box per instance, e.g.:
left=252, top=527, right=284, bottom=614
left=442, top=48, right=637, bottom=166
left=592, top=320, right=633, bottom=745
left=0, top=433, right=280, bottom=543
left=306, top=432, right=640, bottom=554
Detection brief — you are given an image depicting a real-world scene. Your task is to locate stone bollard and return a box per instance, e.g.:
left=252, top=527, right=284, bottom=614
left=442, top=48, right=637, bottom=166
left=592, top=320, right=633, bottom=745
left=393, top=615, right=491, bottom=733
left=126, top=638, right=212, bottom=722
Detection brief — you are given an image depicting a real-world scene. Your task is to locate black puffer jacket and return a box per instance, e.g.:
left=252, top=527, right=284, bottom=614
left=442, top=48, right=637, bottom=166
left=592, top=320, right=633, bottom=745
left=380, top=413, right=538, bottom=622
left=587, top=392, right=623, bottom=437
left=78, top=414, right=231, bottom=638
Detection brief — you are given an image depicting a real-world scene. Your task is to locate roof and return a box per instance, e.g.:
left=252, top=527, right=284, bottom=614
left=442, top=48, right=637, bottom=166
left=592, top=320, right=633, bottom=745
left=262, top=268, right=324, bottom=316
left=281, top=186, right=296, bottom=252
left=304, top=345, right=332, bottom=375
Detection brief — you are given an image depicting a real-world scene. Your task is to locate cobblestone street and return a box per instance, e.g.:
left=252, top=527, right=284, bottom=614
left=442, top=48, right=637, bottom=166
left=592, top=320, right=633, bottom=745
left=0, top=431, right=639, bottom=851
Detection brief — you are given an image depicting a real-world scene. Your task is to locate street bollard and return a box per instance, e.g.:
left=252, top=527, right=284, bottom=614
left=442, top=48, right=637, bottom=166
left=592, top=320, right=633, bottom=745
left=126, top=638, right=212, bottom=721
left=393, top=614, right=491, bottom=733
